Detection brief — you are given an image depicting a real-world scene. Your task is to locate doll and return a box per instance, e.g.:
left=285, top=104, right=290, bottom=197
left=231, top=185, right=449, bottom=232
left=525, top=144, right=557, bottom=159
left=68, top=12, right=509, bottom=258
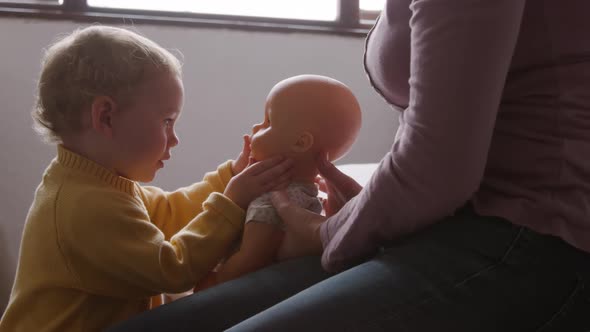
left=196, top=74, right=362, bottom=289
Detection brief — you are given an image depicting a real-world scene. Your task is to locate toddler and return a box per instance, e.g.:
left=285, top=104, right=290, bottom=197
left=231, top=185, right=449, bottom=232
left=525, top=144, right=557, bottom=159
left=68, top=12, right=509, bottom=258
left=0, top=26, right=292, bottom=332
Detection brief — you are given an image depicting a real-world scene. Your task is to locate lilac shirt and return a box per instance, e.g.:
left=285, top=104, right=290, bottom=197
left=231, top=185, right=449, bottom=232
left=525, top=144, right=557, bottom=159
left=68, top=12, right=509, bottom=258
left=320, top=0, right=590, bottom=272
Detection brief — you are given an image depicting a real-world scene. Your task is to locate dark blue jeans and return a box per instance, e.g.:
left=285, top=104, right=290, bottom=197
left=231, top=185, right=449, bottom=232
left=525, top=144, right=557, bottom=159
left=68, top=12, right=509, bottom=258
left=107, top=206, right=590, bottom=331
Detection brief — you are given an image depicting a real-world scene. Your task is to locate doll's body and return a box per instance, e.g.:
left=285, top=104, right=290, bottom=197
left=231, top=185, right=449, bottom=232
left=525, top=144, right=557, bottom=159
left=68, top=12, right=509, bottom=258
left=246, top=182, right=322, bottom=229
left=195, top=74, right=361, bottom=288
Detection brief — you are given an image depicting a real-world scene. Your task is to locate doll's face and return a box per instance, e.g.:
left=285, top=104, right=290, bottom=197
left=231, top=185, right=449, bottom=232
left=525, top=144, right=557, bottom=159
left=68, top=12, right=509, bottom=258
left=250, top=104, right=299, bottom=161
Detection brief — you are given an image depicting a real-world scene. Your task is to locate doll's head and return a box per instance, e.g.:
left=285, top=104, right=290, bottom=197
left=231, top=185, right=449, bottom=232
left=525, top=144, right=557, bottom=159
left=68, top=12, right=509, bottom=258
left=251, top=75, right=361, bottom=182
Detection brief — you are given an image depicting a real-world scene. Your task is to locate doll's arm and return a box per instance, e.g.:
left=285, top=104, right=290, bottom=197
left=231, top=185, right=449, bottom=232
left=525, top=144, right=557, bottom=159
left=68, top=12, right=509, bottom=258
left=194, top=222, right=283, bottom=291
left=217, top=222, right=283, bottom=282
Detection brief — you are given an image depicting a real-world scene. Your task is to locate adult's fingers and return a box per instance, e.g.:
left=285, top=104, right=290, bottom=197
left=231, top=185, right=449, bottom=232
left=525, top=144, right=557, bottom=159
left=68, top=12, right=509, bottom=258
left=270, top=190, right=322, bottom=230
left=316, top=154, right=362, bottom=200
left=270, top=190, right=291, bottom=213
left=315, top=176, right=327, bottom=194
left=270, top=190, right=311, bottom=230
left=271, top=191, right=326, bottom=259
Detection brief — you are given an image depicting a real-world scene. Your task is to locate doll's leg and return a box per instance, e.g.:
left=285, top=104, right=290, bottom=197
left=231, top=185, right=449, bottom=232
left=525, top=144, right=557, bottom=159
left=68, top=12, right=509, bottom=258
left=227, top=208, right=590, bottom=332
left=105, top=255, right=331, bottom=332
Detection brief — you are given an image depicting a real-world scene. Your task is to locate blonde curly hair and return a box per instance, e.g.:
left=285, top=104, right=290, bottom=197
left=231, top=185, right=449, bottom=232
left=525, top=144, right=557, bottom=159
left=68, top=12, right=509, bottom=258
left=32, top=25, right=182, bottom=143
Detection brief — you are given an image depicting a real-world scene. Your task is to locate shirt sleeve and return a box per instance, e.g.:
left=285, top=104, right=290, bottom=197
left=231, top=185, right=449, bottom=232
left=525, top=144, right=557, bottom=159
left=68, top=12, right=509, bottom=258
left=320, top=0, right=526, bottom=272
left=58, top=189, right=245, bottom=297
left=245, top=193, right=281, bottom=226
left=140, top=160, right=234, bottom=239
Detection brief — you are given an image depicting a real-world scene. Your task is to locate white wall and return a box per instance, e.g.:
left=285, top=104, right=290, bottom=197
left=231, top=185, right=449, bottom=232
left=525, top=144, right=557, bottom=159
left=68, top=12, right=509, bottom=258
left=0, top=17, right=397, bottom=313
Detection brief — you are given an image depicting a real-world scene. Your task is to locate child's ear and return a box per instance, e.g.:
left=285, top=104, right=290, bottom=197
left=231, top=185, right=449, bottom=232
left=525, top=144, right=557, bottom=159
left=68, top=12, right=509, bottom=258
left=291, top=132, right=314, bottom=153
left=90, top=96, right=117, bottom=138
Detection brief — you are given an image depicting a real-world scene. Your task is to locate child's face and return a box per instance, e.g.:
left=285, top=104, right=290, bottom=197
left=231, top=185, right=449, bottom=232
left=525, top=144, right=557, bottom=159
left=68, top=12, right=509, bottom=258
left=111, top=72, right=184, bottom=182
left=250, top=104, right=298, bottom=161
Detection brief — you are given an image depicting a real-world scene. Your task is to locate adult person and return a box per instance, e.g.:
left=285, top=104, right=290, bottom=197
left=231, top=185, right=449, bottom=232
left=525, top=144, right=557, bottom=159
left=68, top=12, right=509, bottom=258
left=107, top=0, right=590, bottom=331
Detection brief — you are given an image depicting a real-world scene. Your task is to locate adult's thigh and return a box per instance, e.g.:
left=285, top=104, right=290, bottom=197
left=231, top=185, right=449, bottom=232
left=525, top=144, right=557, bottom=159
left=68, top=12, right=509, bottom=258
left=106, top=256, right=331, bottom=332
left=228, top=212, right=590, bottom=332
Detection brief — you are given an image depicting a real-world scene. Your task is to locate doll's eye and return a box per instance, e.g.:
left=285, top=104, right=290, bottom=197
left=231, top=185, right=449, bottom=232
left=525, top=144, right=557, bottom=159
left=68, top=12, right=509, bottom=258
left=164, top=119, right=173, bottom=127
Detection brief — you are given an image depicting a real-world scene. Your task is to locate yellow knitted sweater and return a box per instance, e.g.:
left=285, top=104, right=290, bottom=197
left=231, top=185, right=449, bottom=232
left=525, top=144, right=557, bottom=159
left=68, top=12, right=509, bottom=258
left=0, top=146, right=245, bottom=332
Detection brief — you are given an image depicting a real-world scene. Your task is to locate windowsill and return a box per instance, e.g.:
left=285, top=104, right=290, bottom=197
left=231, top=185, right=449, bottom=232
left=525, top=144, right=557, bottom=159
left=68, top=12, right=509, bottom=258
left=0, top=6, right=373, bottom=37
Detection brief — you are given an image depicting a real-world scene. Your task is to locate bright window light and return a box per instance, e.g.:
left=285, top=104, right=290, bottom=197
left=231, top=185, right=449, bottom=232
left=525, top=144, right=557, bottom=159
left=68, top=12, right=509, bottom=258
left=1, top=0, right=61, bottom=4
left=360, top=0, right=385, bottom=12
left=88, top=0, right=339, bottom=21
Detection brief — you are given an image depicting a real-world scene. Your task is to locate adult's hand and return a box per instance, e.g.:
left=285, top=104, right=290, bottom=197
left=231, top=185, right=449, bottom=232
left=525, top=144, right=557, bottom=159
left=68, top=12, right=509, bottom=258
left=316, top=154, right=362, bottom=216
left=271, top=191, right=326, bottom=261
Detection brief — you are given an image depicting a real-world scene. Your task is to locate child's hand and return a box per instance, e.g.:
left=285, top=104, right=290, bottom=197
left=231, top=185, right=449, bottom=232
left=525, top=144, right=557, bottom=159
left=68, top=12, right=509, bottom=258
left=224, top=156, right=293, bottom=210
left=231, top=135, right=252, bottom=175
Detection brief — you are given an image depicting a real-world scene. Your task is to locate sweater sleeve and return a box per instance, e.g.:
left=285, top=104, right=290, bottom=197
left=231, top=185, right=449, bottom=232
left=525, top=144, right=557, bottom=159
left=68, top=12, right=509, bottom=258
left=57, top=183, right=245, bottom=298
left=320, top=0, right=526, bottom=272
left=140, top=160, right=234, bottom=239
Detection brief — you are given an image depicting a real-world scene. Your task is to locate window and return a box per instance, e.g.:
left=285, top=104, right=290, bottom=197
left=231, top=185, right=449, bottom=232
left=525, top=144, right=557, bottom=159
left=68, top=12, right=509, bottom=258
left=0, top=0, right=385, bottom=36
left=360, top=0, right=385, bottom=12
left=1, top=0, right=57, bottom=3
left=88, top=0, right=339, bottom=22
left=360, top=0, right=384, bottom=22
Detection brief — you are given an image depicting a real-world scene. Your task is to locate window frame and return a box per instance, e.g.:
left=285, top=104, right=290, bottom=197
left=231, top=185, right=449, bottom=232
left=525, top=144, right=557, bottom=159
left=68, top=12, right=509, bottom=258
left=0, top=0, right=377, bottom=37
